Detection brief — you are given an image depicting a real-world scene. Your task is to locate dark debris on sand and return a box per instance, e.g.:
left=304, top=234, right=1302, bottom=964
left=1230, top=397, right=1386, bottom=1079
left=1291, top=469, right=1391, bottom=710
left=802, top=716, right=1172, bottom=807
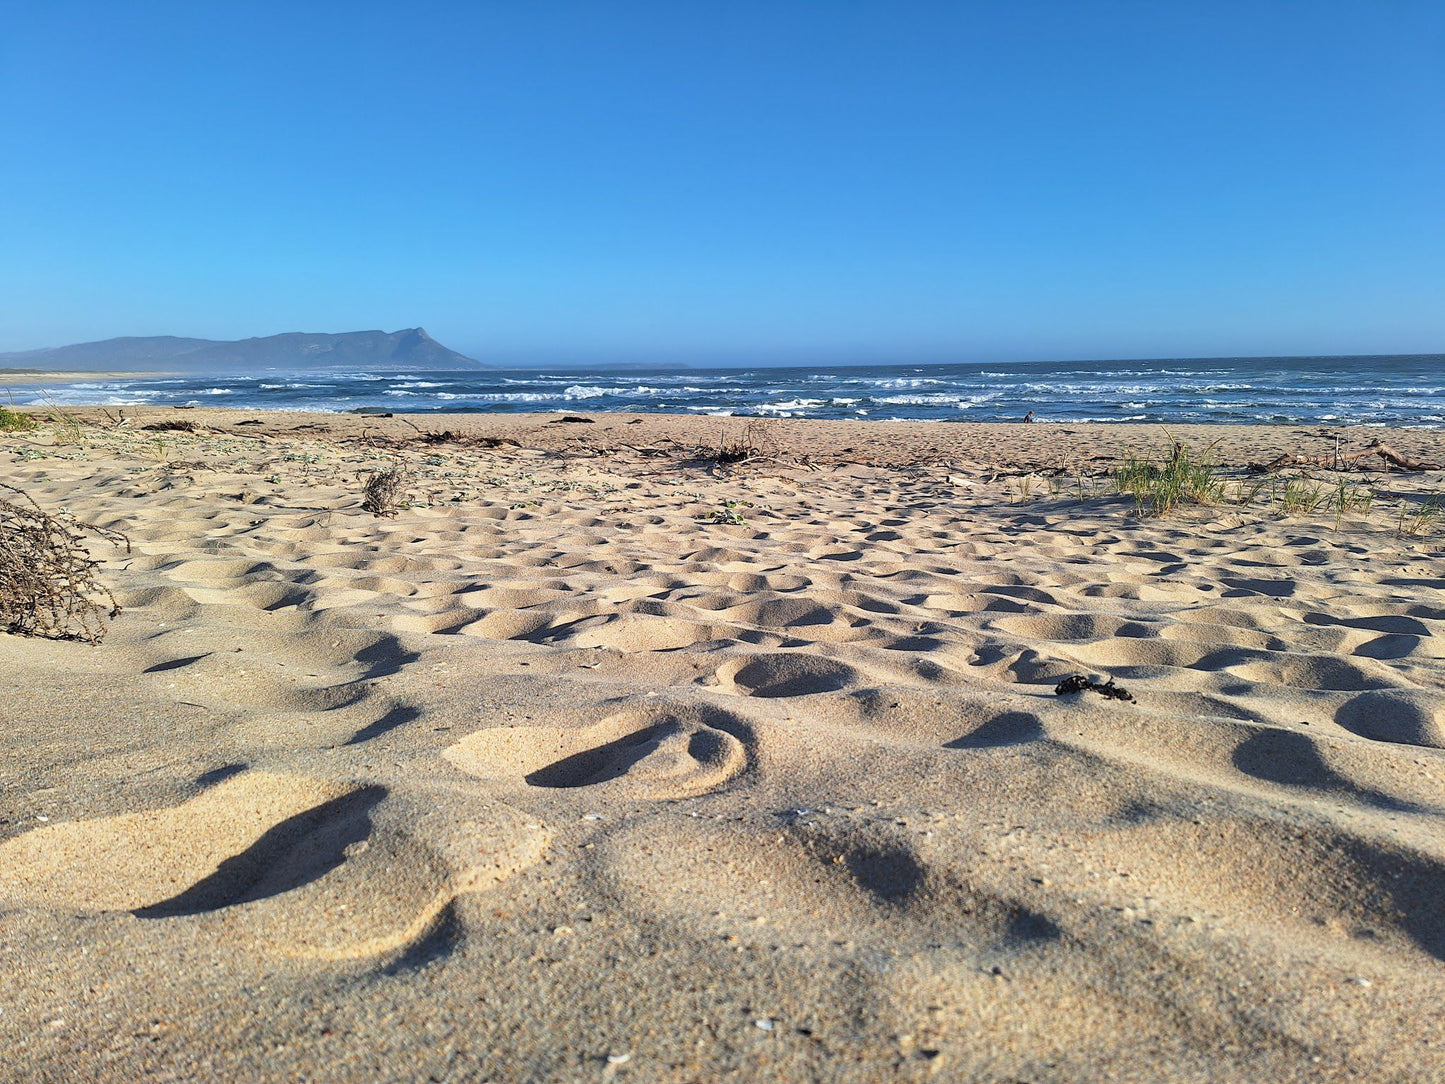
left=1055, top=674, right=1136, bottom=703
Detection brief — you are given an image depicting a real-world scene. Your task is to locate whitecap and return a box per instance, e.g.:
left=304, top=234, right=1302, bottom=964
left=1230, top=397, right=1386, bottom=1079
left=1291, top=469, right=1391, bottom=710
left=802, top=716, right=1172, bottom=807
left=564, top=385, right=609, bottom=399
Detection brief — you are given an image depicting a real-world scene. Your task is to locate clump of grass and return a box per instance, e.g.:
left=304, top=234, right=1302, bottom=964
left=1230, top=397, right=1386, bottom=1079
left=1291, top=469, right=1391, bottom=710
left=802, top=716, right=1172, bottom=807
left=1238, top=476, right=1374, bottom=527
left=1113, top=442, right=1223, bottom=516
left=0, top=483, right=130, bottom=643
left=0, top=406, right=35, bottom=432
left=1277, top=477, right=1329, bottom=515
left=361, top=460, right=409, bottom=517
left=1397, top=497, right=1445, bottom=537
left=1007, top=474, right=1039, bottom=502
left=1329, top=477, right=1374, bottom=530
left=44, top=407, right=87, bottom=446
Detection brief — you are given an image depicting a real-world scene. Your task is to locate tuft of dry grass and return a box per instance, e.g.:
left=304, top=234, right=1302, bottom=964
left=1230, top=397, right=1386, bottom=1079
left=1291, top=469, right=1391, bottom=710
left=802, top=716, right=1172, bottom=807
left=362, top=461, right=409, bottom=517
left=703, top=421, right=772, bottom=466
left=0, top=483, right=129, bottom=643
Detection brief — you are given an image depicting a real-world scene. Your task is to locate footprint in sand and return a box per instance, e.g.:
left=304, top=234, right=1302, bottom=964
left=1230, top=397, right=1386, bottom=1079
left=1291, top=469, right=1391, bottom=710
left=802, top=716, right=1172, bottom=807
left=445, top=703, right=751, bottom=800
left=716, top=653, right=859, bottom=698
left=604, top=817, right=1062, bottom=954
left=0, top=770, right=549, bottom=963
left=1336, top=689, right=1445, bottom=749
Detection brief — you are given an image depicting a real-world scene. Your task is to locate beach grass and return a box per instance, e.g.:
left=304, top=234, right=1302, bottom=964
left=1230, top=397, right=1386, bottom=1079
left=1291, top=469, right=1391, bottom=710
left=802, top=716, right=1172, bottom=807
left=1113, top=442, right=1223, bottom=516
left=0, top=406, right=35, bottom=431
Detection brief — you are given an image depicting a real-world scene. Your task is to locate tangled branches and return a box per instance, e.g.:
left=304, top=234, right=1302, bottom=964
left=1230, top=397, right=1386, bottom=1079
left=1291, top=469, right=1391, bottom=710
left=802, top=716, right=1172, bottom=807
left=361, top=460, right=409, bottom=517
left=0, top=483, right=130, bottom=643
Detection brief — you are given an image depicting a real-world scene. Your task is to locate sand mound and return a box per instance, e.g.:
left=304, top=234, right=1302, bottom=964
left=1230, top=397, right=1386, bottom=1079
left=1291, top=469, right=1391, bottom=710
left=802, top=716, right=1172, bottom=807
left=2, top=411, right=1444, bottom=1081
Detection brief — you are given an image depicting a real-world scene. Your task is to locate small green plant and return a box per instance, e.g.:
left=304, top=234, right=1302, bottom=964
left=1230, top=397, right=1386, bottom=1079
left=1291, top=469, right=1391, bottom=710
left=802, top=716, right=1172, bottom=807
left=0, top=407, right=35, bottom=432
left=1073, top=471, right=1107, bottom=501
left=1330, top=477, right=1373, bottom=530
left=1397, top=497, right=1445, bottom=537
left=702, top=498, right=752, bottom=524
left=1007, top=474, right=1038, bottom=502
left=1113, top=442, right=1223, bottom=516
left=45, top=412, right=87, bottom=446
left=1236, top=475, right=1373, bottom=527
left=1278, top=478, right=1327, bottom=515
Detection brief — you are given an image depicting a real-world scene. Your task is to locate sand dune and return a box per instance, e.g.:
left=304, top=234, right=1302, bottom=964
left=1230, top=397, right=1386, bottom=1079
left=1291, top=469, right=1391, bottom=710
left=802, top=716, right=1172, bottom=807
left=2, top=409, right=1444, bottom=1081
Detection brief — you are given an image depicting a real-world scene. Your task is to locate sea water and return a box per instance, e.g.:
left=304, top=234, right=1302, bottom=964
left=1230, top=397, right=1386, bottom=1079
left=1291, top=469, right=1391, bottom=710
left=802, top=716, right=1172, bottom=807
left=9, top=354, right=1444, bottom=427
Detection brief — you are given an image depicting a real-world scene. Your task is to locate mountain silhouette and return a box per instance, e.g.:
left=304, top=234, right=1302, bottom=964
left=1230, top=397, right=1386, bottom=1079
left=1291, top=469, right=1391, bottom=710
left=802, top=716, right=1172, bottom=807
left=0, top=328, right=480, bottom=371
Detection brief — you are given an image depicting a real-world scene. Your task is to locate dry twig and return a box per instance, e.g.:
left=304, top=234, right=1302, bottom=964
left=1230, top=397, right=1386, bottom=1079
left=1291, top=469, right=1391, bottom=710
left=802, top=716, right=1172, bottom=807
left=1250, top=439, right=1441, bottom=474
left=361, top=460, right=409, bottom=517
left=0, top=483, right=129, bottom=643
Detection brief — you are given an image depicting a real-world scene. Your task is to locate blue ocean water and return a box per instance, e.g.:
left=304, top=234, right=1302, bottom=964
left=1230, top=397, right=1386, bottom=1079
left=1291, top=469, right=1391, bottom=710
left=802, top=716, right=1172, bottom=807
left=8, top=355, right=1445, bottom=427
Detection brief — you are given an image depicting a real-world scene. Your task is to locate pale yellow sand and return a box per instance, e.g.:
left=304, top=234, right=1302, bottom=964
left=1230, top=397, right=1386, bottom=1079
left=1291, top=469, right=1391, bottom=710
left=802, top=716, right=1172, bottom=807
left=2, top=408, right=1444, bottom=1082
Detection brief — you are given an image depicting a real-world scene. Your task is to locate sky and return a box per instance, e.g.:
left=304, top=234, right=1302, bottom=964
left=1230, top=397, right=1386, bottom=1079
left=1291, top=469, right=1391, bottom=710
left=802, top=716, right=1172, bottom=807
left=1, top=1, right=1442, bottom=365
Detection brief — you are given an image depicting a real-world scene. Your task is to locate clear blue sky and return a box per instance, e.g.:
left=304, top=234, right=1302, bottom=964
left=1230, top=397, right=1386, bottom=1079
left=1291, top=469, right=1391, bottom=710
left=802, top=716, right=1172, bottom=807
left=2, top=1, right=1442, bottom=364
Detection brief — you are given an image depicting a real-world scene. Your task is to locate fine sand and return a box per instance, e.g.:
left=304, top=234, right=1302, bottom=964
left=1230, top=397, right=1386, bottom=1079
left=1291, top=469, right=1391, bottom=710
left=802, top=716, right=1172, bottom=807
left=3, top=408, right=1445, bottom=1082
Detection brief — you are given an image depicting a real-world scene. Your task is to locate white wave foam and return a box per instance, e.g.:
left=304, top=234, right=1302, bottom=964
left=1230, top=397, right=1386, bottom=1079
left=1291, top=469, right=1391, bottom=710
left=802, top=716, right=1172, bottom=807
left=564, top=385, right=609, bottom=399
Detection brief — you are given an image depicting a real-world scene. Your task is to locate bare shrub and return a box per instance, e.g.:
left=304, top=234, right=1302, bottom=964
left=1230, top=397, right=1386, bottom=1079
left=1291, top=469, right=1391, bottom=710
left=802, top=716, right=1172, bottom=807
left=0, top=483, right=130, bottom=643
left=704, top=421, right=772, bottom=465
left=362, top=461, right=409, bottom=517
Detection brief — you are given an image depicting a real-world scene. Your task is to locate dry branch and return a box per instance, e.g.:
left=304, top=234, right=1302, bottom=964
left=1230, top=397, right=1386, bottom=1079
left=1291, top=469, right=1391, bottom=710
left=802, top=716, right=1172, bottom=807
left=0, top=483, right=129, bottom=643
left=142, top=420, right=198, bottom=433
left=1249, top=439, right=1442, bottom=475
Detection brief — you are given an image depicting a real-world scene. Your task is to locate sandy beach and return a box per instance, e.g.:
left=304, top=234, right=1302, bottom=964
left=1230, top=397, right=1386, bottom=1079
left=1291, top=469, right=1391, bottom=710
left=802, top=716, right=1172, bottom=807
left=3, top=406, right=1445, bottom=1083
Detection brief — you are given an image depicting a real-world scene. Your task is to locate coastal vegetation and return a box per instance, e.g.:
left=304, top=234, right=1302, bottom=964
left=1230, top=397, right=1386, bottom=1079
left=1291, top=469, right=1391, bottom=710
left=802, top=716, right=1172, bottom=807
left=1109, top=437, right=1445, bottom=536
left=0, top=406, right=35, bottom=431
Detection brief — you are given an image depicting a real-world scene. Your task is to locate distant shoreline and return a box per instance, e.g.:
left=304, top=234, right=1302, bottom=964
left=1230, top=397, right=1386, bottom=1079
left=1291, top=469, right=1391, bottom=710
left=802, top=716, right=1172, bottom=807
left=0, top=369, right=175, bottom=385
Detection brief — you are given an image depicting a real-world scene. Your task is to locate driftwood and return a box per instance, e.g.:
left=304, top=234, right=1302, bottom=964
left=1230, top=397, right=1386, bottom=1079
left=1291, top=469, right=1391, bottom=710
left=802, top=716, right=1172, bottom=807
left=1249, top=440, right=1441, bottom=475
left=142, top=420, right=198, bottom=432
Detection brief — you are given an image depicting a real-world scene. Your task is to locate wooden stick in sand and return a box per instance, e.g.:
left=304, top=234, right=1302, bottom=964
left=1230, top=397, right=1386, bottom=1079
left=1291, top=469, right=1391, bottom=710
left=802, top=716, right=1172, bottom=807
left=1249, top=439, right=1442, bottom=474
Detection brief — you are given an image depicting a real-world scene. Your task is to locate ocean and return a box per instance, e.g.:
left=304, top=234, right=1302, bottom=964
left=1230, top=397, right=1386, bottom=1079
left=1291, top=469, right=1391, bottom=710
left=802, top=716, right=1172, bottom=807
left=8, top=354, right=1444, bottom=427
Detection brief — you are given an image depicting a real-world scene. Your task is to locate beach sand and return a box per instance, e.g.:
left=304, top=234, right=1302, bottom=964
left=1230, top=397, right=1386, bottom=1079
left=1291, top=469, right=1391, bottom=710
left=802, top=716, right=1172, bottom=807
left=3, top=407, right=1444, bottom=1082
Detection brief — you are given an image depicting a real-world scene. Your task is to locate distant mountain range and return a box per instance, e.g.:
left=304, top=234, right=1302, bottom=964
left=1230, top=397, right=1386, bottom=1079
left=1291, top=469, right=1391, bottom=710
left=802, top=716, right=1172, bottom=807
left=0, top=328, right=480, bottom=371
